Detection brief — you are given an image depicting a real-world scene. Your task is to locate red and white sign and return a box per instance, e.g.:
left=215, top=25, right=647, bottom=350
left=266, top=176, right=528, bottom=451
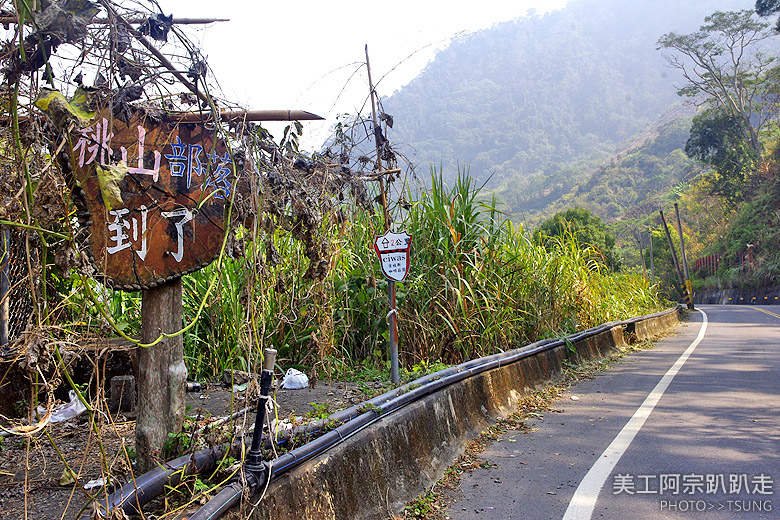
left=374, top=230, right=412, bottom=282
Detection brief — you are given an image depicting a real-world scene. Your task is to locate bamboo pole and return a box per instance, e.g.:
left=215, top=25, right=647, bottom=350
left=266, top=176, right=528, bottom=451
left=366, top=45, right=399, bottom=385
left=98, top=0, right=210, bottom=105
left=173, top=109, right=324, bottom=123
left=3, top=109, right=324, bottom=124
left=0, top=16, right=230, bottom=25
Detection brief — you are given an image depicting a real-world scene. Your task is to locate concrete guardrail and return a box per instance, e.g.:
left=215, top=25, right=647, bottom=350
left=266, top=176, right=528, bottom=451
left=241, top=307, right=683, bottom=520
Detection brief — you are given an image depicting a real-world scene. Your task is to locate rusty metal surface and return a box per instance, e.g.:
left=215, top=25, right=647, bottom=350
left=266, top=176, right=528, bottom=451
left=71, top=111, right=235, bottom=290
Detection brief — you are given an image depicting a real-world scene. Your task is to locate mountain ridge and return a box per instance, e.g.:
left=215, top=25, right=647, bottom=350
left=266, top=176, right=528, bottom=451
left=382, top=0, right=749, bottom=220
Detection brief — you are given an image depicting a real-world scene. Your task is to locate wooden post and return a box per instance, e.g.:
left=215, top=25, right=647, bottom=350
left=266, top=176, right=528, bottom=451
left=136, top=279, right=187, bottom=472
left=366, top=45, right=400, bottom=385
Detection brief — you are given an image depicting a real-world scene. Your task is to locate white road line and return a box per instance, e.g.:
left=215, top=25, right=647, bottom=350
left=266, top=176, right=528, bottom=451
left=562, top=309, right=709, bottom=520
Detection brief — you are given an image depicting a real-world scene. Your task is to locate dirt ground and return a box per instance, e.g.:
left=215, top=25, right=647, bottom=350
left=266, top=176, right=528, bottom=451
left=0, top=379, right=378, bottom=520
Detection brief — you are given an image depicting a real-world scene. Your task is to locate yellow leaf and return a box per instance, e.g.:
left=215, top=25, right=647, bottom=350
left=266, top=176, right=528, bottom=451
left=96, top=161, right=127, bottom=211
left=58, top=468, right=77, bottom=486
left=34, top=87, right=96, bottom=128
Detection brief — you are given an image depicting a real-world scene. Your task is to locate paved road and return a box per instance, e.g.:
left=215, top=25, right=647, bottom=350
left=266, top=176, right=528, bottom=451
left=447, top=306, right=780, bottom=519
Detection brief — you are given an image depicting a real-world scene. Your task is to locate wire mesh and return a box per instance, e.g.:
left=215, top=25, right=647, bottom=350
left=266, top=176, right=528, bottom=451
left=0, top=228, right=33, bottom=347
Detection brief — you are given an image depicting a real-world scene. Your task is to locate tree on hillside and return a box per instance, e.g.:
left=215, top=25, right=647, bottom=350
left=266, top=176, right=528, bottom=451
left=684, top=107, right=759, bottom=203
left=534, top=207, right=619, bottom=270
left=657, top=10, right=779, bottom=157
left=756, top=0, right=780, bottom=31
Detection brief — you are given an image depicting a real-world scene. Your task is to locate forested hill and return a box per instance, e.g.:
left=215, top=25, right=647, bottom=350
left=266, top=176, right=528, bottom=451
left=383, top=0, right=747, bottom=217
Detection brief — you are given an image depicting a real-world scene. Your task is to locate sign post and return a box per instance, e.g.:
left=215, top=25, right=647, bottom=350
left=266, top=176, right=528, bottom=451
left=374, top=230, right=411, bottom=384
left=65, top=106, right=323, bottom=470
left=69, top=110, right=236, bottom=470
left=70, top=112, right=234, bottom=290
left=365, top=45, right=406, bottom=384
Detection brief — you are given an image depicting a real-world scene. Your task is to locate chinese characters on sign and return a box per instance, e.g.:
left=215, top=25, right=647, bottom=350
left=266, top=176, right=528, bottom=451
left=374, top=230, right=411, bottom=282
left=70, top=111, right=236, bottom=290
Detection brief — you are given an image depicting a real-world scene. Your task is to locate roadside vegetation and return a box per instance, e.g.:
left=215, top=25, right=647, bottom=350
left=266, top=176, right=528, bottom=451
left=638, top=7, right=780, bottom=295
left=61, top=167, right=666, bottom=382
left=0, top=0, right=689, bottom=517
left=398, top=337, right=662, bottom=520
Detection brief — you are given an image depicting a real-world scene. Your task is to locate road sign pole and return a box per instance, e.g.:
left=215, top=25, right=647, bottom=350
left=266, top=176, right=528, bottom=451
left=374, top=230, right=411, bottom=385
left=388, top=281, right=399, bottom=384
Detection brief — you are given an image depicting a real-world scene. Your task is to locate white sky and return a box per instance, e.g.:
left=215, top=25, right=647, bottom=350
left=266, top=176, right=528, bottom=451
left=162, top=0, right=569, bottom=149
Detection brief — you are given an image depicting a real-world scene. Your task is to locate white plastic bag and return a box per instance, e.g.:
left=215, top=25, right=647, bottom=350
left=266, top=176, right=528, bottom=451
left=36, top=390, right=87, bottom=423
left=280, top=368, right=309, bottom=389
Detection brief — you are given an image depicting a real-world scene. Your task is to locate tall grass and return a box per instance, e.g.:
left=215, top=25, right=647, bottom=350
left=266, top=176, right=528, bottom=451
left=381, top=167, right=663, bottom=365
left=98, top=166, right=666, bottom=379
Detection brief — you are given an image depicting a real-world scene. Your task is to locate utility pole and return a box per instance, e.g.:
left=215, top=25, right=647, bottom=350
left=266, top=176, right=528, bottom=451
left=637, top=232, right=647, bottom=283
left=366, top=45, right=399, bottom=385
left=649, top=227, right=655, bottom=281
left=660, top=210, right=692, bottom=309
left=674, top=203, right=694, bottom=309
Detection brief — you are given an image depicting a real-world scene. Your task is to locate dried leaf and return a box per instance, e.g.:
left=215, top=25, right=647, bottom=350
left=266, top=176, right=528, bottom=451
left=59, top=468, right=77, bottom=486
left=36, top=0, right=100, bottom=43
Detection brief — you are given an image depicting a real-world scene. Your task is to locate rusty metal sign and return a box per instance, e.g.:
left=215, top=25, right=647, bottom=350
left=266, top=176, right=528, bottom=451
left=71, top=111, right=236, bottom=290
left=374, top=230, right=411, bottom=282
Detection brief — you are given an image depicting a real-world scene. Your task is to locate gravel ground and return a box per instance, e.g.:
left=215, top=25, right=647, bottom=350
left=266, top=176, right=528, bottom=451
left=0, top=379, right=380, bottom=520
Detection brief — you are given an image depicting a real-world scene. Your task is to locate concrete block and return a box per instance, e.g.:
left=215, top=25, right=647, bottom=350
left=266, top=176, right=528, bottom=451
left=110, top=375, right=136, bottom=413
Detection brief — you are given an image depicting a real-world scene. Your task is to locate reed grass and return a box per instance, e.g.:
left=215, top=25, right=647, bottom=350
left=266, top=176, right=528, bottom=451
left=149, top=166, right=666, bottom=380
left=65, top=167, right=665, bottom=380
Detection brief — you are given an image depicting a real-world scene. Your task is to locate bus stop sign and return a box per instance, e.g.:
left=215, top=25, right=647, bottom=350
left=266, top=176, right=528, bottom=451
left=374, top=230, right=411, bottom=282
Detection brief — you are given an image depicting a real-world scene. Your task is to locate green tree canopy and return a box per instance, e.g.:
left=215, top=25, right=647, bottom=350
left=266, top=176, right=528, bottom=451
left=684, top=107, right=759, bottom=203
left=534, top=207, right=618, bottom=270
left=756, top=0, right=780, bottom=30
left=657, top=10, right=779, bottom=157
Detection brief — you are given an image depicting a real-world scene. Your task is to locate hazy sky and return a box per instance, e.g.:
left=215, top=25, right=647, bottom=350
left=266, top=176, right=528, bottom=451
left=163, top=0, right=569, bottom=148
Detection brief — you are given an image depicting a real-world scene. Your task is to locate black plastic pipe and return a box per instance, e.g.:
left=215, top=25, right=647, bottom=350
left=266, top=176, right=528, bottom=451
left=245, top=349, right=276, bottom=472
left=83, top=444, right=230, bottom=518
left=189, top=317, right=645, bottom=517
